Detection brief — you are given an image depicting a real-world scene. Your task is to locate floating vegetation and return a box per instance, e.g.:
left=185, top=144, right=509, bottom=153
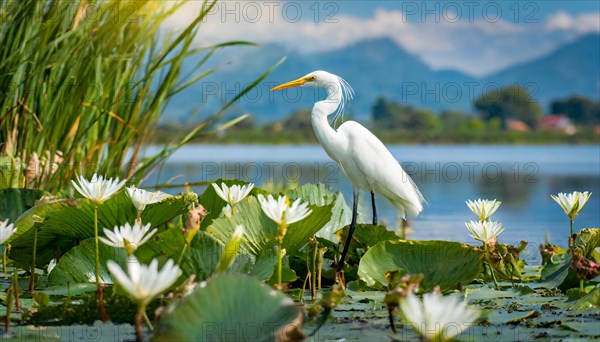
left=0, top=177, right=597, bottom=341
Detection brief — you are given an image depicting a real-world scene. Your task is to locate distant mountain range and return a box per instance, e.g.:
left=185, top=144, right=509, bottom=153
left=166, top=33, right=600, bottom=123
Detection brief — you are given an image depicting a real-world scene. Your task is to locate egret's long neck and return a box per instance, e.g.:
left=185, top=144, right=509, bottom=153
left=311, top=80, right=346, bottom=160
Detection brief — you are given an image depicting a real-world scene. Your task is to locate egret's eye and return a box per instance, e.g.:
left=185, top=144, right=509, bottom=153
left=307, top=76, right=317, bottom=81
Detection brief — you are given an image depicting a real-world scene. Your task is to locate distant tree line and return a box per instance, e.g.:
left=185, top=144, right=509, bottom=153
left=372, top=86, right=599, bottom=131
left=156, top=86, right=599, bottom=143
left=473, top=85, right=542, bottom=127
left=227, top=85, right=599, bottom=133
left=372, top=98, right=439, bottom=131
left=550, top=96, right=600, bottom=125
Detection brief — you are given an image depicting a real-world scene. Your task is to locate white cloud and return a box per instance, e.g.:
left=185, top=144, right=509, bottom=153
left=162, top=4, right=598, bottom=76
left=546, top=11, right=600, bottom=33
left=165, top=4, right=410, bottom=53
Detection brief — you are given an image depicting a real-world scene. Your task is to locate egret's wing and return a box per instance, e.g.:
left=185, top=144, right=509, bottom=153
left=338, top=122, right=424, bottom=217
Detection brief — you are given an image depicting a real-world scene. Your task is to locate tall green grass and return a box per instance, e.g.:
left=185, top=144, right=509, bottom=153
left=0, top=0, right=276, bottom=193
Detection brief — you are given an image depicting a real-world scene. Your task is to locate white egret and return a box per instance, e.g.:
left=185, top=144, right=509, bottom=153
left=271, top=70, right=425, bottom=273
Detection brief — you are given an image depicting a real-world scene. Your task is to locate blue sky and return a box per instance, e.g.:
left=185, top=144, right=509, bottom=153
left=168, top=1, right=600, bottom=76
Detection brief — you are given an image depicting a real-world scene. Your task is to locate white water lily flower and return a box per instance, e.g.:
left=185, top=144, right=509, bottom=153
left=125, top=186, right=171, bottom=212
left=71, top=173, right=125, bottom=204
left=466, top=199, right=501, bottom=221
left=465, top=220, right=504, bottom=245
left=400, top=291, right=480, bottom=342
left=107, top=257, right=181, bottom=305
left=212, top=182, right=254, bottom=207
left=0, top=219, right=16, bottom=244
left=257, top=194, right=312, bottom=226
left=99, top=222, right=157, bottom=255
left=551, top=191, right=592, bottom=220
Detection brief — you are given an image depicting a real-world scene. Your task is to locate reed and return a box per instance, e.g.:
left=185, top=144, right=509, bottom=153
left=0, top=0, right=273, bottom=192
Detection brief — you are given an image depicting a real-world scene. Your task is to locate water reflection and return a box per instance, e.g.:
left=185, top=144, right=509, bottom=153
left=146, top=145, right=599, bottom=256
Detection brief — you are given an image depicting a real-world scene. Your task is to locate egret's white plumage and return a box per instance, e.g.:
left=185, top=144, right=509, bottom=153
left=272, top=70, right=424, bottom=218
left=271, top=70, right=425, bottom=273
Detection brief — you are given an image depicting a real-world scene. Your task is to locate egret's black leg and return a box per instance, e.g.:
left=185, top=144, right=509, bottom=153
left=338, top=190, right=358, bottom=272
left=371, top=191, right=378, bottom=225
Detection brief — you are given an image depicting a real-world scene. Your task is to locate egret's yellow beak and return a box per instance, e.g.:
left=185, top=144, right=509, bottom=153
left=270, top=77, right=310, bottom=91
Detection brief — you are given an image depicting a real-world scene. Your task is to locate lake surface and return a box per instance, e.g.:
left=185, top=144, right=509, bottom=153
left=145, top=144, right=600, bottom=262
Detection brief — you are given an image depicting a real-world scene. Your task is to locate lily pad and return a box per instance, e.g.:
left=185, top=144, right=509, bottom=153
left=319, top=224, right=400, bottom=270
left=206, top=195, right=334, bottom=257
left=154, top=274, right=302, bottom=341
left=136, top=228, right=271, bottom=281
left=8, top=192, right=196, bottom=267
left=358, top=240, right=483, bottom=291
left=286, top=183, right=352, bottom=244
left=136, top=228, right=220, bottom=280
left=0, top=323, right=135, bottom=341
left=538, top=253, right=582, bottom=290
left=559, top=321, right=600, bottom=335
left=339, top=224, right=399, bottom=248
left=575, top=228, right=600, bottom=261
left=42, top=283, right=98, bottom=297
left=487, top=310, right=540, bottom=324
left=47, top=239, right=128, bottom=286
left=568, top=285, right=600, bottom=309
left=465, top=287, right=522, bottom=301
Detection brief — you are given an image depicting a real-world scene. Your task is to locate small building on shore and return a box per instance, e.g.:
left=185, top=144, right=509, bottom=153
left=538, top=115, right=577, bottom=135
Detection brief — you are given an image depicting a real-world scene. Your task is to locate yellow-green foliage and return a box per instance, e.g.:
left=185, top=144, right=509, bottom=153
left=0, top=0, right=261, bottom=192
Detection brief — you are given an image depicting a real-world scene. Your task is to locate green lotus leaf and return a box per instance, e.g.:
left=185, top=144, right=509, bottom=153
left=8, top=191, right=196, bottom=267
left=358, top=240, right=483, bottom=291
left=154, top=274, right=301, bottom=342
left=538, top=253, right=573, bottom=289
left=568, top=285, right=600, bottom=309
left=206, top=195, right=333, bottom=257
left=575, top=228, right=600, bottom=261
left=286, top=183, right=352, bottom=243
left=47, top=239, right=128, bottom=286
left=136, top=228, right=271, bottom=281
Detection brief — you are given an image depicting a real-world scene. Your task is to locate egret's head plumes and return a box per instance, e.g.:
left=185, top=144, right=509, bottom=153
left=271, top=70, right=354, bottom=125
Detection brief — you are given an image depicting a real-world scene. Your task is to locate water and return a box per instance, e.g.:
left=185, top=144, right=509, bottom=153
left=145, top=144, right=600, bottom=261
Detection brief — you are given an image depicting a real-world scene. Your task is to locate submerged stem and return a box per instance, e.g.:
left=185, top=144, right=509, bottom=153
left=30, top=227, right=38, bottom=295
left=277, top=243, right=283, bottom=289
left=276, top=223, right=287, bottom=290
left=484, top=243, right=500, bottom=290
left=317, top=247, right=324, bottom=291
left=13, top=267, right=20, bottom=312
left=98, top=284, right=110, bottom=322
left=300, top=271, right=309, bottom=303
left=2, top=247, right=6, bottom=274
left=570, top=219, right=574, bottom=238
left=311, top=239, right=318, bottom=300
left=5, top=287, right=12, bottom=332
left=93, top=205, right=105, bottom=322
left=94, top=205, right=100, bottom=289
left=135, top=304, right=147, bottom=342
left=569, top=218, right=574, bottom=250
